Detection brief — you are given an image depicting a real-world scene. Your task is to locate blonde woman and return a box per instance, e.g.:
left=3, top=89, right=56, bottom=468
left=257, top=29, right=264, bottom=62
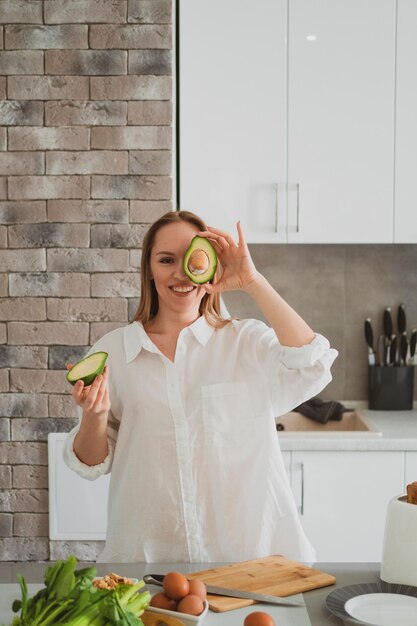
left=64, top=210, right=337, bottom=563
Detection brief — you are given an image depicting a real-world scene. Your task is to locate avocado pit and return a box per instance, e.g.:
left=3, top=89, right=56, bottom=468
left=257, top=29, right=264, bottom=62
left=187, top=249, right=210, bottom=275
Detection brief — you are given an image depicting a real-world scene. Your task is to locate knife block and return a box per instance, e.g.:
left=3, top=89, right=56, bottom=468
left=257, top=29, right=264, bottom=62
left=368, top=365, right=414, bottom=410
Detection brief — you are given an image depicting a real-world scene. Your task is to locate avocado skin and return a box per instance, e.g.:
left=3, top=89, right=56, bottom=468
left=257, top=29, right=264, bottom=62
left=66, top=351, right=108, bottom=386
left=183, top=236, right=217, bottom=284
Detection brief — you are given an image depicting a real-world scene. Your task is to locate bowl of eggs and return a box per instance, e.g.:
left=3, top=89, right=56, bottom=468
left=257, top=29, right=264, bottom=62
left=142, top=571, right=208, bottom=626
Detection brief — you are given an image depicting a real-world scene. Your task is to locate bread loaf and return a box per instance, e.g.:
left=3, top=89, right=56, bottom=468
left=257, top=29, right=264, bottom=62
left=406, top=481, right=417, bottom=505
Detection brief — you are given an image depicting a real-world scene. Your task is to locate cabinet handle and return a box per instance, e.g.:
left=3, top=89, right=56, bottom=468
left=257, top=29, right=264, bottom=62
left=296, top=183, right=300, bottom=233
left=300, top=462, right=305, bottom=516
left=274, top=183, right=279, bottom=233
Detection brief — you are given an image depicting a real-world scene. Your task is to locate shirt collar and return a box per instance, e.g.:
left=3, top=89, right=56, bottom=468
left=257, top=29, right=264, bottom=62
left=187, top=315, right=215, bottom=346
left=123, top=322, right=149, bottom=363
left=123, top=317, right=215, bottom=363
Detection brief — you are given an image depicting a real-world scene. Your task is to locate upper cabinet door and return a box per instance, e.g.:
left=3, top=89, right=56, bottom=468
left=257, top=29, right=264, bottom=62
left=287, top=0, right=396, bottom=243
left=179, top=0, right=288, bottom=243
left=394, top=0, right=417, bottom=242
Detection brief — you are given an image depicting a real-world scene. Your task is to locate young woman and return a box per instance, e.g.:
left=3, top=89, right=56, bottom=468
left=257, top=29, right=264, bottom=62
left=64, top=210, right=337, bottom=563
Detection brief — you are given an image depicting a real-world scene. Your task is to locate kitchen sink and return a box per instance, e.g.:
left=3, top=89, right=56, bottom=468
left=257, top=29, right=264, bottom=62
left=275, top=410, right=382, bottom=437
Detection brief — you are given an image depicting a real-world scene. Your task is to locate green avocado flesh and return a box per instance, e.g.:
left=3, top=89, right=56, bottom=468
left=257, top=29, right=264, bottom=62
left=66, top=351, right=108, bottom=386
left=183, top=236, right=218, bottom=284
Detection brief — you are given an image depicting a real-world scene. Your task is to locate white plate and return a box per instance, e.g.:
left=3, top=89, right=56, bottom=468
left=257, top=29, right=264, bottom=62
left=345, top=592, right=417, bottom=626
left=326, top=582, right=417, bottom=625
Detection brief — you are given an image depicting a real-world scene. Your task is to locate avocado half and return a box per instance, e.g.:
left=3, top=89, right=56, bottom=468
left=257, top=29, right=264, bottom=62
left=66, top=351, right=108, bottom=386
left=183, top=236, right=217, bottom=284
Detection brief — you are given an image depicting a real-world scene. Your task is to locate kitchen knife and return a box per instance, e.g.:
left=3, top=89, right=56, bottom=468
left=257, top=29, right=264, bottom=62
left=410, top=329, right=417, bottom=364
left=364, top=318, right=376, bottom=365
left=389, top=334, right=397, bottom=366
left=143, top=574, right=305, bottom=607
left=400, top=332, right=408, bottom=365
left=383, top=307, right=393, bottom=345
left=397, top=303, right=406, bottom=335
left=377, top=333, right=386, bottom=366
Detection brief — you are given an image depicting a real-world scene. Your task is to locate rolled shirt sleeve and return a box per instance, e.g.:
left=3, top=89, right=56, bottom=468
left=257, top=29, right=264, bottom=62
left=63, top=421, right=115, bottom=481
left=271, top=332, right=338, bottom=416
left=234, top=320, right=338, bottom=417
left=277, top=332, right=334, bottom=369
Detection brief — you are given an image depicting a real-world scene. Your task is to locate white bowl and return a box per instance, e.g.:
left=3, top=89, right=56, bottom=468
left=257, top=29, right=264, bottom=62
left=143, top=599, right=209, bottom=626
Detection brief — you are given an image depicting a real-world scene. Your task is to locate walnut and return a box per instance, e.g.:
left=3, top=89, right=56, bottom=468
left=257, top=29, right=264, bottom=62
left=93, top=572, right=134, bottom=589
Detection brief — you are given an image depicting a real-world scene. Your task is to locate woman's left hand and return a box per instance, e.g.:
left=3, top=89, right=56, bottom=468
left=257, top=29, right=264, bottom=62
left=197, top=222, right=261, bottom=293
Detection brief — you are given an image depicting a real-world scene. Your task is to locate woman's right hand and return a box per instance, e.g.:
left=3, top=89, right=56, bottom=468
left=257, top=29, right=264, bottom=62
left=66, top=364, right=111, bottom=421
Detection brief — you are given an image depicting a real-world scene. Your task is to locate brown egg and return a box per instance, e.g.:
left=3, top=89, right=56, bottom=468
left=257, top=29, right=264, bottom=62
left=244, top=611, right=276, bottom=626
left=187, top=578, right=207, bottom=601
left=177, top=594, right=205, bottom=616
left=163, top=571, right=190, bottom=600
left=149, top=592, right=177, bottom=611
left=188, top=249, right=210, bottom=275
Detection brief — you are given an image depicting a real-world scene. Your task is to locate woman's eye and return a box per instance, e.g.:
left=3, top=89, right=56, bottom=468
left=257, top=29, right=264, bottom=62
left=160, top=257, right=174, bottom=264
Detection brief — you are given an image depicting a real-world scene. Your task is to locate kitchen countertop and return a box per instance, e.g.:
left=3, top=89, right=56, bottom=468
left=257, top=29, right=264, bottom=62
left=0, top=561, right=382, bottom=626
left=278, top=408, right=417, bottom=451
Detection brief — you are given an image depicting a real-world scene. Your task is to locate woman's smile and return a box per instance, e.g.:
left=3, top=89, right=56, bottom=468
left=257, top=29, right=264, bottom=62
left=170, top=284, right=197, bottom=295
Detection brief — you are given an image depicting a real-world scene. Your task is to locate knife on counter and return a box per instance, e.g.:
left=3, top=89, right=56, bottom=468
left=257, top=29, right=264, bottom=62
left=143, top=574, right=305, bottom=608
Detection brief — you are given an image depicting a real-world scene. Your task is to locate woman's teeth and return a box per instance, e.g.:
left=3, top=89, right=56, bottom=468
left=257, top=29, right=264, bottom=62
left=171, top=286, right=195, bottom=293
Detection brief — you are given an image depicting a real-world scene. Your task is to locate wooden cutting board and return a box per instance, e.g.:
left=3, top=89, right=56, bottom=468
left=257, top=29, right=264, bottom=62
left=189, top=555, right=336, bottom=612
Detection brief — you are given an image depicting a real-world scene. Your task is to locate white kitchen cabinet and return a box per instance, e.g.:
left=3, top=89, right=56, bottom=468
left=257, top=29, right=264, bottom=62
left=180, top=0, right=397, bottom=243
left=405, top=451, right=417, bottom=486
left=180, top=0, right=288, bottom=243
left=290, top=451, right=404, bottom=562
left=287, top=0, right=396, bottom=243
left=394, top=0, right=417, bottom=242
left=282, top=450, right=291, bottom=481
left=48, top=433, right=109, bottom=540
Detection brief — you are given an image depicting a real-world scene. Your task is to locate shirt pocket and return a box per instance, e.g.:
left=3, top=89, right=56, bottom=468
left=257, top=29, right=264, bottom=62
left=201, top=381, right=266, bottom=448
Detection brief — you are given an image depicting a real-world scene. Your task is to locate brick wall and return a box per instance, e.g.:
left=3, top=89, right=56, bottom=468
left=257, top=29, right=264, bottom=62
left=0, top=0, right=173, bottom=561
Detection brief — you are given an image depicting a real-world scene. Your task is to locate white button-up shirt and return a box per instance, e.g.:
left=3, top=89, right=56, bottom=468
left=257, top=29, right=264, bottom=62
left=63, top=316, right=337, bottom=563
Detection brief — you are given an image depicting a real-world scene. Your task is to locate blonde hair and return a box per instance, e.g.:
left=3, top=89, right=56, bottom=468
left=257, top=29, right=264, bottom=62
left=133, top=211, right=231, bottom=329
